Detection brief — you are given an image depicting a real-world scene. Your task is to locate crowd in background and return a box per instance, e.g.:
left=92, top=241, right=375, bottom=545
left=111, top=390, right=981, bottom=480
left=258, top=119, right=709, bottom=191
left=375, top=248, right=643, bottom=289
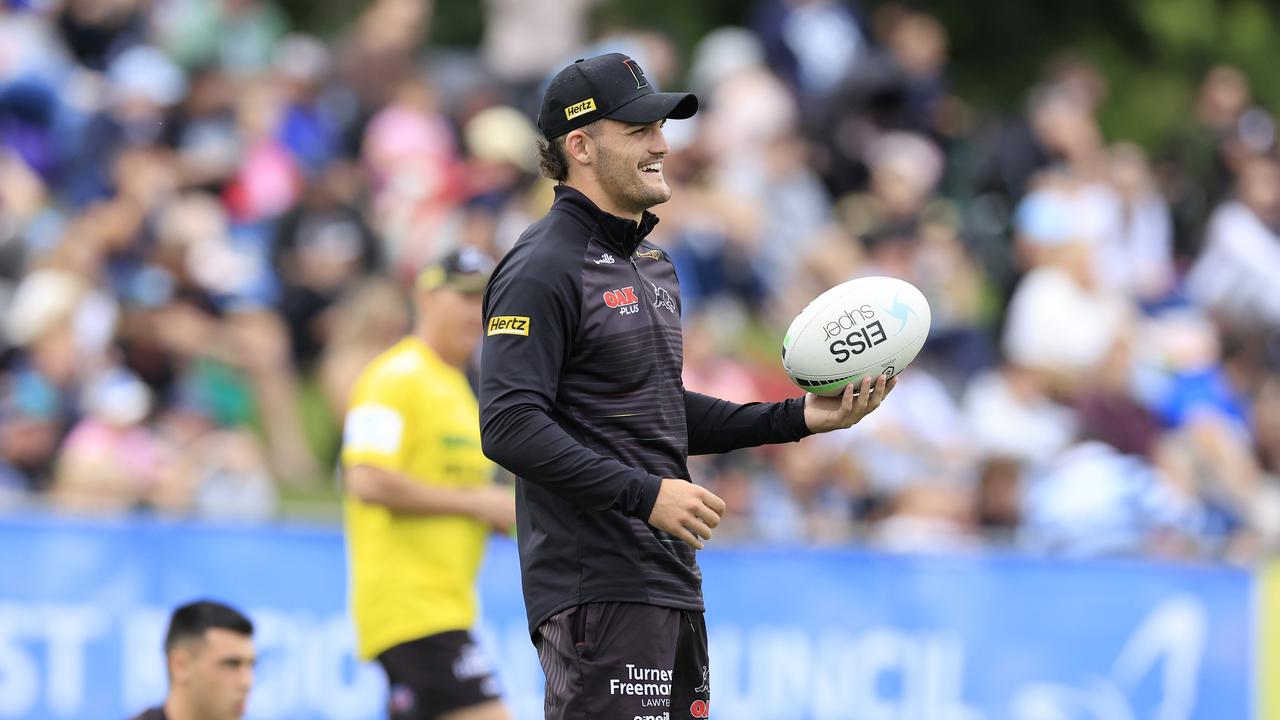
left=1, top=0, right=1279, bottom=562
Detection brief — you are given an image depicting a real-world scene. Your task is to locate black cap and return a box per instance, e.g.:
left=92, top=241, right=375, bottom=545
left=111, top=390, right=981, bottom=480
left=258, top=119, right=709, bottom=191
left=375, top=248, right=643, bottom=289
left=538, top=53, right=699, bottom=140
left=416, top=247, right=494, bottom=294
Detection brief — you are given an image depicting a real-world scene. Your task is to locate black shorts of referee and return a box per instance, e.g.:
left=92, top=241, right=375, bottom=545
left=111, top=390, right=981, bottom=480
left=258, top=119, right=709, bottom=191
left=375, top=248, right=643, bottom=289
left=376, top=630, right=506, bottom=720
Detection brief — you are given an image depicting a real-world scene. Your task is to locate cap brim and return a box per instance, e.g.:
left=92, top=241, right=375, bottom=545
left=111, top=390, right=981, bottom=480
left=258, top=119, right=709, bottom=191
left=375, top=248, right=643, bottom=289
left=606, top=92, right=699, bottom=124
left=417, top=269, right=490, bottom=294
left=448, top=275, right=490, bottom=294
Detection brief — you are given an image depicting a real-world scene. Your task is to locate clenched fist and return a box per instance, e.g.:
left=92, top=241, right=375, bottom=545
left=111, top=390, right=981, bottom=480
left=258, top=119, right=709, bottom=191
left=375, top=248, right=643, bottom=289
left=647, top=478, right=726, bottom=550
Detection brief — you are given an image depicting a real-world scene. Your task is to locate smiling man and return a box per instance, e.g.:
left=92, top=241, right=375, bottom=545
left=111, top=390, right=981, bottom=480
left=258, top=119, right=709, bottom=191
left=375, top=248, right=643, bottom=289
left=479, top=53, right=894, bottom=719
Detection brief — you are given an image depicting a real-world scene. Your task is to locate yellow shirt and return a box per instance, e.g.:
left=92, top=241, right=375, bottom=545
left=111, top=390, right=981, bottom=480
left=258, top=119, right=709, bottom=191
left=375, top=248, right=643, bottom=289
left=341, top=337, right=493, bottom=660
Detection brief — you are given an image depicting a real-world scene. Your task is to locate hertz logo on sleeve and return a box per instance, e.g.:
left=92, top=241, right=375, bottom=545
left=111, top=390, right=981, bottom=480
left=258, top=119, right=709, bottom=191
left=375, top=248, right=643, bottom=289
left=487, top=316, right=530, bottom=336
left=564, top=98, right=596, bottom=120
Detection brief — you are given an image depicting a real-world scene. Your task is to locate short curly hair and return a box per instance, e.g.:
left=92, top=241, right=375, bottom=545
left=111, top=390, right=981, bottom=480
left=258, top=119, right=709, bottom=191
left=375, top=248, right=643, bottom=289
left=536, top=122, right=601, bottom=182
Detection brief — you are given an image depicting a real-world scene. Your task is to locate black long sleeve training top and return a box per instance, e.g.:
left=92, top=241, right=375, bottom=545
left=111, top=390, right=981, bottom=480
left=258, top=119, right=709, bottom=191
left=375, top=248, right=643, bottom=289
left=479, top=185, right=812, bottom=635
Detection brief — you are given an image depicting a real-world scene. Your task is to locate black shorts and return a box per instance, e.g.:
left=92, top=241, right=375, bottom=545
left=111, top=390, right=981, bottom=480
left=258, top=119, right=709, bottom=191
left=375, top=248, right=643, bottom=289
left=376, top=630, right=503, bottom=720
left=535, top=602, right=711, bottom=720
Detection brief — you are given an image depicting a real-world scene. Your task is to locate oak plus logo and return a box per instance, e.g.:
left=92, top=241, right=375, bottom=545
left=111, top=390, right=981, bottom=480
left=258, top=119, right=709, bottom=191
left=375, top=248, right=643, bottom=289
left=603, top=286, right=640, bottom=316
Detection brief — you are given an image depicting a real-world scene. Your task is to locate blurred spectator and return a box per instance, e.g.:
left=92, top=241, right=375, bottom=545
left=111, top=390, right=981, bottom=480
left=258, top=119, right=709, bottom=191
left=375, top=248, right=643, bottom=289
left=824, top=368, right=975, bottom=497
left=0, top=369, right=63, bottom=493
left=1186, top=154, right=1280, bottom=328
left=0, top=149, right=50, bottom=279
left=752, top=0, right=867, bottom=99
left=836, top=131, right=945, bottom=256
left=1152, top=416, right=1269, bottom=557
left=874, top=4, right=952, bottom=136
left=1254, top=374, right=1280, bottom=476
left=1004, top=173, right=1135, bottom=389
left=1022, top=441, right=1204, bottom=558
left=1161, top=65, right=1272, bottom=257
left=1073, top=338, right=1161, bottom=458
left=51, top=368, right=188, bottom=513
left=1133, top=310, right=1249, bottom=431
left=69, top=44, right=186, bottom=205
left=458, top=104, right=546, bottom=257
left=361, top=73, right=462, bottom=279
left=720, top=127, right=832, bottom=303
left=972, top=55, right=1108, bottom=207
left=272, top=33, right=345, bottom=174
left=752, top=437, right=862, bottom=543
left=481, top=0, right=598, bottom=110
left=0, top=0, right=1274, bottom=564
left=315, top=278, right=409, bottom=421
left=336, top=0, right=431, bottom=112
left=57, top=0, right=148, bottom=72
left=273, top=160, right=380, bottom=368
left=0, top=5, right=73, bottom=89
left=175, top=421, right=277, bottom=521
left=963, top=363, right=1078, bottom=468
left=167, top=66, right=240, bottom=190
left=154, top=0, right=287, bottom=73
left=222, top=77, right=302, bottom=223
left=826, top=130, right=990, bottom=380
left=975, top=457, right=1022, bottom=542
left=1099, top=143, right=1176, bottom=304
left=682, top=309, right=762, bottom=405
left=867, top=483, right=979, bottom=553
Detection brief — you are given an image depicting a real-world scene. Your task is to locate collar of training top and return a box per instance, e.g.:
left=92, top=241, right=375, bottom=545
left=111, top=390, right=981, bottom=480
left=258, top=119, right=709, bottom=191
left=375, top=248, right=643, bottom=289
left=552, top=184, right=659, bottom=256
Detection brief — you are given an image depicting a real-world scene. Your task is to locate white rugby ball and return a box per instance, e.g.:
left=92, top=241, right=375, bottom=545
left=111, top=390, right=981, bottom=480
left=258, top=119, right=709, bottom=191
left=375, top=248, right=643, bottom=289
left=782, top=276, right=931, bottom=396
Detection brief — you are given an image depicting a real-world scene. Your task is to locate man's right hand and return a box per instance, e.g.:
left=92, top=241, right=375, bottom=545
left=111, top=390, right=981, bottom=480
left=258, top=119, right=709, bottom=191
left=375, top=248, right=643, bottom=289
left=647, top=478, right=726, bottom=550
left=472, top=486, right=517, bottom=535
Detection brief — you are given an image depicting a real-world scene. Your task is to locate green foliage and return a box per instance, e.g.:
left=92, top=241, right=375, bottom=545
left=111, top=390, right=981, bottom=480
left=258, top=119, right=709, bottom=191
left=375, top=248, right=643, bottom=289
left=428, top=0, right=485, bottom=47
left=933, top=0, right=1280, bottom=145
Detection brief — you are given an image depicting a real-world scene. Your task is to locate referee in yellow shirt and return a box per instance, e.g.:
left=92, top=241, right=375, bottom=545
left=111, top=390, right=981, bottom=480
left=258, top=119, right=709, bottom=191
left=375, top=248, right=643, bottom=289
left=342, top=248, right=515, bottom=720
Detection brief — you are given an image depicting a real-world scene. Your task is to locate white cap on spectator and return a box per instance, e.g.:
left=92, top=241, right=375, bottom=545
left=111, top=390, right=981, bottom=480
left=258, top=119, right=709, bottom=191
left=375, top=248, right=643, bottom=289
left=690, top=27, right=765, bottom=95
left=84, top=368, right=152, bottom=426
left=866, top=131, right=944, bottom=193
left=464, top=106, right=538, bottom=172
left=108, top=45, right=187, bottom=107
left=4, top=269, right=83, bottom=346
left=1014, top=188, right=1077, bottom=246
left=273, top=34, right=332, bottom=83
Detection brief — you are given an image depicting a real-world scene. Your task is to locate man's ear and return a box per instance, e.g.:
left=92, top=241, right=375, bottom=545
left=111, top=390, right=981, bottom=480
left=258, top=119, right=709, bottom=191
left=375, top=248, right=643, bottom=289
left=564, top=129, right=594, bottom=166
left=169, top=646, right=193, bottom=685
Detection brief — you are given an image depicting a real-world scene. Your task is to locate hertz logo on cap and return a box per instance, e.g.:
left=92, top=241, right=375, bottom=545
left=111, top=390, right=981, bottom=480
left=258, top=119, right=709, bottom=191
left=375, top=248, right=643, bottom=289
left=487, top=316, right=530, bottom=336
left=564, top=98, right=596, bottom=120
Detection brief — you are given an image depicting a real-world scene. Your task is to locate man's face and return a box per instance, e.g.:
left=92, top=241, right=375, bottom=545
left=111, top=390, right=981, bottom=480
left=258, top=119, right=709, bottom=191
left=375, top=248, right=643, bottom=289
left=172, top=628, right=255, bottom=720
left=419, top=285, right=486, bottom=363
left=591, top=119, right=672, bottom=215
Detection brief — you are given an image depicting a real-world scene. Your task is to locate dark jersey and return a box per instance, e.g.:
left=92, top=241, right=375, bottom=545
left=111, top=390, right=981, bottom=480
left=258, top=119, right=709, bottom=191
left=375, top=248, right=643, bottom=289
left=480, top=185, right=811, bottom=635
left=130, top=708, right=167, bottom=720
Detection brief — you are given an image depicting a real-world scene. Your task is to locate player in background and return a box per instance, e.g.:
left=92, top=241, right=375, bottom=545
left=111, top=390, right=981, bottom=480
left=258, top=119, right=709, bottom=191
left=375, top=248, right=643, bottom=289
left=479, top=53, right=894, bottom=719
left=130, top=600, right=256, bottom=720
left=342, top=249, right=516, bottom=720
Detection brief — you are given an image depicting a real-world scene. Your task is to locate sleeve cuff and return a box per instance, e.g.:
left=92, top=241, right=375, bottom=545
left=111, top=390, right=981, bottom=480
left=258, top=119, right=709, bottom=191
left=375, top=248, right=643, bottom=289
left=632, top=473, right=664, bottom=521
left=786, top=396, right=814, bottom=441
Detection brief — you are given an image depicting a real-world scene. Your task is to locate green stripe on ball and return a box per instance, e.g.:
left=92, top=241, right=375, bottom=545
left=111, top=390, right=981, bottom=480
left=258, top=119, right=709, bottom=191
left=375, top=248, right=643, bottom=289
left=798, top=375, right=863, bottom=396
